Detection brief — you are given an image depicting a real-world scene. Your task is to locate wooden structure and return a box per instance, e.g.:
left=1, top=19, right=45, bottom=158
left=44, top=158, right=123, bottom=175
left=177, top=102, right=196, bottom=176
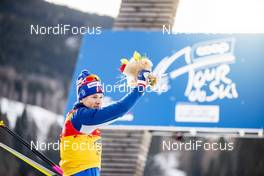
left=101, top=130, right=152, bottom=176
left=114, top=0, right=180, bottom=30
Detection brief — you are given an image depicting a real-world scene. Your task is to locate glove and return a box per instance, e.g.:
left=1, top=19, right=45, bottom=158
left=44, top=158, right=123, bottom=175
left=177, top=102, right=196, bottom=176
left=137, top=69, right=150, bottom=87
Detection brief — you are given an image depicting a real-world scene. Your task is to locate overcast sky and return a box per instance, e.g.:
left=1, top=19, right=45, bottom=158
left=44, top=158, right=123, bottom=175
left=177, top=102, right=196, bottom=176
left=45, top=0, right=264, bottom=33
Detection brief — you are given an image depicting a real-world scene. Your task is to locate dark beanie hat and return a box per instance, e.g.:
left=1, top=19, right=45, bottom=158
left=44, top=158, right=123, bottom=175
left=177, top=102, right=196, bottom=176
left=76, top=70, right=103, bottom=101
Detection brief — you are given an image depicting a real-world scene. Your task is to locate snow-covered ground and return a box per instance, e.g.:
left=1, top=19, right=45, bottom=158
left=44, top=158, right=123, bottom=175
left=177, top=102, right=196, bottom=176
left=153, top=152, right=186, bottom=176
left=0, top=97, right=64, bottom=142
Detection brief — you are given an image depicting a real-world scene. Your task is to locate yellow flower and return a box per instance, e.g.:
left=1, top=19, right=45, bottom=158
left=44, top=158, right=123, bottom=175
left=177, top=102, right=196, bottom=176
left=120, top=58, right=129, bottom=64
left=133, top=51, right=141, bottom=61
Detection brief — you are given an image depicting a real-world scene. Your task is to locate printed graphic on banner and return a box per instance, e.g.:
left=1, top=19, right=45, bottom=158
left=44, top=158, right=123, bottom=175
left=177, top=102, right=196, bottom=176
left=148, top=38, right=238, bottom=123
left=152, top=38, right=238, bottom=103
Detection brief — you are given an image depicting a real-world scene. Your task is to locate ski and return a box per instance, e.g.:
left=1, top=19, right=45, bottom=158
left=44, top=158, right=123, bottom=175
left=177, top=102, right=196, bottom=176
left=0, top=142, right=57, bottom=176
left=0, top=120, right=63, bottom=175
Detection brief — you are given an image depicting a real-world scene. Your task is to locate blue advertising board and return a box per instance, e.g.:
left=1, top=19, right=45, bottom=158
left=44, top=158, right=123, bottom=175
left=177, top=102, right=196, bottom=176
left=66, top=31, right=264, bottom=132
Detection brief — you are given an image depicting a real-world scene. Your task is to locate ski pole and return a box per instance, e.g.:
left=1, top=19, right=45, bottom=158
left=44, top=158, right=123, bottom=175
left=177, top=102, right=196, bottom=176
left=0, top=120, right=63, bottom=176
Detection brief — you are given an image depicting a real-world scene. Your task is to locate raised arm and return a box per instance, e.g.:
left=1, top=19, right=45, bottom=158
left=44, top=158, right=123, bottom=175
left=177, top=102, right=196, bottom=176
left=72, top=86, right=144, bottom=129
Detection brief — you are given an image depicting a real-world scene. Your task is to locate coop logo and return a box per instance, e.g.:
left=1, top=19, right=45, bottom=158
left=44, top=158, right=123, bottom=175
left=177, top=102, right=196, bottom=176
left=193, top=40, right=232, bottom=58
left=153, top=38, right=239, bottom=102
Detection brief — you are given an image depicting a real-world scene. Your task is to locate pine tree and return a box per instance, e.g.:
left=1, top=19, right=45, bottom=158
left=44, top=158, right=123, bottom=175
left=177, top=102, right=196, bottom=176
left=13, top=106, right=40, bottom=176
left=44, top=123, right=62, bottom=165
left=0, top=107, right=19, bottom=176
left=236, top=138, right=264, bottom=176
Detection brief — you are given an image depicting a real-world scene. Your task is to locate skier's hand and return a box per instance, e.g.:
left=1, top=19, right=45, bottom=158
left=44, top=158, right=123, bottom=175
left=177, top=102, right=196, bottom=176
left=137, top=69, right=150, bottom=87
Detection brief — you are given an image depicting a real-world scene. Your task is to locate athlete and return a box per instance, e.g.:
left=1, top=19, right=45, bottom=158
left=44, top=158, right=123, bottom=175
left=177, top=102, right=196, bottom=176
left=59, top=69, right=149, bottom=176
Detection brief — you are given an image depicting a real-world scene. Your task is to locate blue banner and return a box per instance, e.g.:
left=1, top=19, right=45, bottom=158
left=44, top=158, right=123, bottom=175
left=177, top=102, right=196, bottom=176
left=66, top=31, right=264, bottom=131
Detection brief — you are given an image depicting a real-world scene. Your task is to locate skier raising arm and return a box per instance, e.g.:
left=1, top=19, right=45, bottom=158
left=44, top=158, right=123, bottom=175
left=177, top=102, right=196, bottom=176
left=59, top=69, right=149, bottom=176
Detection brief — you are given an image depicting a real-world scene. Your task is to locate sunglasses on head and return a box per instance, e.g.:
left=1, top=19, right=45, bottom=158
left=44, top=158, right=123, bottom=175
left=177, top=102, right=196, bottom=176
left=77, top=74, right=100, bottom=87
